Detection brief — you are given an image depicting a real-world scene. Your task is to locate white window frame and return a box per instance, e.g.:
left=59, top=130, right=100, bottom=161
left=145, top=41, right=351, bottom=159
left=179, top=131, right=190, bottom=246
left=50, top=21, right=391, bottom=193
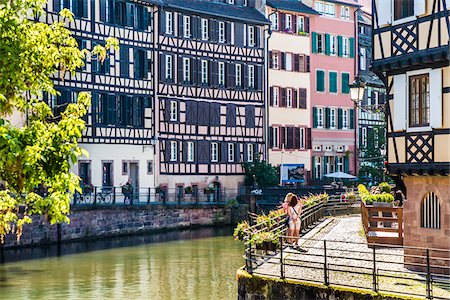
left=247, top=144, right=254, bottom=162
left=272, top=127, right=279, bottom=149
left=248, top=26, right=255, bottom=47
left=325, top=3, right=335, bottom=17
left=317, top=107, right=324, bottom=128
left=285, top=53, right=293, bottom=71
left=228, top=143, right=235, bottom=162
left=201, top=18, right=208, bottom=40
left=248, top=65, right=255, bottom=89
left=330, top=108, right=336, bottom=129
left=228, top=0, right=234, bottom=4
left=218, top=62, right=225, bottom=86
left=170, top=100, right=177, bottom=121
left=183, top=57, right=190, bottom=83
left=170, top=141, right=177, bottom=161
left=273, top=87, right=279, bottom=107
left=165, top=55, right=172, bottom=80
left=285, top=14, right=292, bottom=31
left=201, top=60, right=208, bottom=84
left=315, top=156, right=322, bottom=179
left=359, top=25, right=366, bottom=34
left=211, top=142, right=218, bottom=162
left=187, top=141, right=194, bottom=162
left=337, top=156, right=344, bottom=172
left=330, top=35, right=337, bottom=55
left=362, top=127, right=367, bottom=147
left=343, top=37, right=349, bottom=57
left=343, top=109, right=349, bottom=129
left=183, top=15, right=191, bottom=38
left=297, top=16, right=305, bottom=33
left=315, top=1, right=324, bottom=14
left=165, top=12, right=173, bottom=34
left=218, top=21, right=226, bottom=43
left=360, top=48, right=367, bottom=71
left=286, top=88, right=293, bottom=108
left=317, top=33, right=325, bottom=54
left=273, top=52, right=279, bottom=69
left=341, top=6, right=350, bottom=20
left=270, top=12, right=278, bottom=30
left=299, top=127, right=305, bottom=149
left=235, top=64, right=242, bottom=87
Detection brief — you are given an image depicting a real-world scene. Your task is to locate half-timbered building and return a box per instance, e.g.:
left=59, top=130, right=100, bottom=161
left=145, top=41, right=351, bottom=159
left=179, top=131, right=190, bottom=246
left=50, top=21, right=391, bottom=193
left=266, top=0, right=318, bottom=185
left=372, top=0, right=449, bottom=257
left=44, top=0, right=158, bottom=192
left=155, top=0, right=268, bottom=199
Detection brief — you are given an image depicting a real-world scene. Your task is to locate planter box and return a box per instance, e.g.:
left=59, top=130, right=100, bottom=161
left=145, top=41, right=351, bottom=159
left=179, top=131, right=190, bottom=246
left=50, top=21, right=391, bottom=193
left=256, top=241, right=278, bottom=252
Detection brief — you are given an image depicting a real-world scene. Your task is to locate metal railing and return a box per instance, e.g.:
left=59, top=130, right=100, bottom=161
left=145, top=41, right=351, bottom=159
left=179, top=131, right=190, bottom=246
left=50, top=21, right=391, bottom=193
left=72, top=187, right=238, bottom=206
left=245, top=237, right=450, bottom=300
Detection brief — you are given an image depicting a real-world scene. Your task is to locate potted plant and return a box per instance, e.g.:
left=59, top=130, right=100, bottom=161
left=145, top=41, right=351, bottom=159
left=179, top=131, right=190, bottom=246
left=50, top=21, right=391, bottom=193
left=82, top=183, right=94, bottom=194
left=233, top=220, right=249, bottom=241
left=203, top=186, right=214, bottom=194
left=184, top=186, right=192, bottom=194
left=155, top=185, right=164, bottom=194
left=251, top=231, right=280, bottom=252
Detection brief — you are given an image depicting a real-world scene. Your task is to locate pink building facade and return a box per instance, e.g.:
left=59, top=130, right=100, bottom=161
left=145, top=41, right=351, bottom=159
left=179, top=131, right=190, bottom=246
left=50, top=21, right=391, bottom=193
left=307, top=0, right=359, bottom=180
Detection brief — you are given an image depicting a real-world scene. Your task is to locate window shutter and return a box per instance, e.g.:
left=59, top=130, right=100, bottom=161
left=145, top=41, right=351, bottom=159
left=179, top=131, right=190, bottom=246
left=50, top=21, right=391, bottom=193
left=269, top=51, right=273, bottom=68
left=120, top=47, right=129, bottom=77
left=165, top=140, right=171, bottom=162
left=226, top=22, right=232, bottom=43
left=325, top=34, right=330, bottom=55
left=186, top=101, right=198, bottom=125
left=281, top=88, right=287, bottom=107
left=294, top=127, right=300, bottom=149
left=313, top=107, right=318, bottom=128
left=281, top=127, right=286, bottom=148
left=226, top=104, right=236, bottom=127
left=243, top=65, right=248, bottom=89
left=280, top=52, right=286, bottom=70
left=243, top=143, right=248, bottom=162
left=211, top=61, right=218, bottom=87
left=368, top=127, right=374, bottom=148
left=338, top=108, right=343, bottom=129
left=311, top=32, right=317, bottom=53
left=311, top=156, right=315, bottom=178
left=126, top=3, right=134, bottom=27
left=221, top=142, right=228, bottom=163
left=269, top=87, right=274, bottom=106
left=178, top=13, right=183, bottom=37
left=164, top=99, right=170, bottom=122
left=209, top=20, right=216, bottom=42
left=325, top=107, right=330, bottom=128
left=299, top=88, right=307, bottom=109
left=306, top=128, right=312, bottom=149
left=198, top=102, right=210, bottom=126
left=99, top=0, right=106, bottom=21
left=341, top=73, right=349, bottom=93
left=107, top=95, right=116, bottom=124
left=294, top=54, right=300, bottom=72
left=235, top=143, right=240, bottom=162
left=245, top=105, right=255, bottom=128
left=349, top=38, right=355, bottom=58
left=350, top=109, right=355, bottom=129
left=192, top=17, right=198, bottom=39
left=82, top=0, right=88, bottom=18
left=306, top=55, right=310, bottom=72
left=159, top=53, right=165, bottom=82
left=280, top=13, right=286, bottom=30
left=142, top=7, right=149, bottom=30
left=210, top=103, right=221, bottom=126
left=305, top=17, right=310, bottom=33
left=182, top=142, right=188, bottom=162
left=228, top=64, right=235, bottom=89
left=177, top=55, right=183, bottom=83
left=293, top=89, right=298, bottom=108
left=338, top=36, right=343, bottom=57
left=317, top=71, right=324, bottom=92
left=191, top=58, right=198, bottom=85
left=286, top=127, right=294, bottom=149
left=256, top=66, right=262, bottom=90
left=330, top=72, right=337, bottom=93
left=159, top=10, right=166, bottom=34
left=269, top=126, right=273, bottom=148
left=393, top=74, right=406, bottom=131
left=235, top=23, right=244, bottom=46
left=292, top=15, right=297, bottom=33
left=344, top=156, right=349, bottom=173
left=143, top=51, right=148, bottom=79
left=54, top=0, right=61, bottom=12
left=255, top=27, right=260, bottom=48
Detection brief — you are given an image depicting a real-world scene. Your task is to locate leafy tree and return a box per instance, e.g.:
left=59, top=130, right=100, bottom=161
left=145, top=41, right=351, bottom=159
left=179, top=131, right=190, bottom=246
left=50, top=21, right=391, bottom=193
left=0, top=0, right=118, bottom=242
left=242, top=155, right=279, bottom=188
left=358, top=124, right=386, bottom=184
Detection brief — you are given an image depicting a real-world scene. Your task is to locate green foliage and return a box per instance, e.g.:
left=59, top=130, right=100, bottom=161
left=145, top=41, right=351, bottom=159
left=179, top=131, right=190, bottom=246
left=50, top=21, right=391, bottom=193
left=358, top=184, right=394, bottom=204
left=378, top=182, right=391, bottom=194
left=249, top=231, right=280, bottom=248
left=358, top=184, right=370, bottom=196
left=0, top=0, right=118, bottom=242
left=233, top=220, right=250, bottom=241
left=226, top=198, right=238, bottom=207
left=242, top=154, right=279, bottom=188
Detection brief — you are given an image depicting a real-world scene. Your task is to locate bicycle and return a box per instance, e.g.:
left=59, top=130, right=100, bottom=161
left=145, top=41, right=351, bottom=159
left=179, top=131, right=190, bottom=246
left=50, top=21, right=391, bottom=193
left=96, top=188, right=112, bottom=204
left=74, top=191, right=93, bottom=204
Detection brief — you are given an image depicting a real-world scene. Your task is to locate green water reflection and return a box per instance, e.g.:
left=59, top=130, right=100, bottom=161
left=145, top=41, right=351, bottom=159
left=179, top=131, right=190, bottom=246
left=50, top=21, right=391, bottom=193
left=0, top=230, right=243, bottom=299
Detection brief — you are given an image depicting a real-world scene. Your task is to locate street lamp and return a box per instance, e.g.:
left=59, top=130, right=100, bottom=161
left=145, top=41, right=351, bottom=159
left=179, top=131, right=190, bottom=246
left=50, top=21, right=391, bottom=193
left=349, top=77, right=365, bottom=177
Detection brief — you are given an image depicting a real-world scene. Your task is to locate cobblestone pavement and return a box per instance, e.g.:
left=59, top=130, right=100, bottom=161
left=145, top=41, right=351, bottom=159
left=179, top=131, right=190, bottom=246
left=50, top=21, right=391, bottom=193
left=252, top=216, right=450, bottom=299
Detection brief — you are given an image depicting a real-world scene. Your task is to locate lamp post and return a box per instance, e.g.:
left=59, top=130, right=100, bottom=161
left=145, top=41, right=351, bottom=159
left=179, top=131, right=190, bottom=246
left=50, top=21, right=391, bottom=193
left=349, top=78, right=366, bottom=177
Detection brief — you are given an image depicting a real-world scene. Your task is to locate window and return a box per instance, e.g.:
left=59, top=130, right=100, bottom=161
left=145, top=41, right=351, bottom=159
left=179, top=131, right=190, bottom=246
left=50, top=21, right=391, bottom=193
left=183, top=57, right=190, bottom=83
left=329, top=71, right=338, bottom=93
left=341, top=6, right=350, bottom=20
left=170, top=141, right=177, bottom=161
left=272, top=52, right=279, bottom=69
left=165, top=11, right=173, bottom=34
left=421, top=192, right=440, bottom=229
left=228, top=0, right=234, bottom=4
left=218, top=22, right=226, bottom=43
left=79, top=161, right=91, bottom=185
left=314, top=156, right=322, bottom=179
left=272, top=127, right=279, bottom=148
left=330, top=35, right=337, bottom=55
left=360, top=48, right=367, bottom=71
left=102, top=162, right=113, bottom=187
left=201, top=19, right=208, bottom=40
left=343, top=109, right=349, bottom=129
left=325, top=3, right=335, bottom=17
left=316, top=70, right=325, bottom=92
left=330, top=108, right=336, bottom=129
left=286, top=89, right=293, bottom=108
left=270, top=12, right=278, bottom=30
left=337, top=157, right=343, bottom=172
left=248, top=65, right=255, bottom=89
left=122, top=161, right=128, bottom=175
left=183, top=16, right=191, bottom=38
left=342, top=37, right=349, bottom=56
left=315, top=1, right=324, bottom=14
left=299, top=128, right=305, bottom=149
left=228, top=143, right=235, bottom=162
left=273, top=87, right=279, bottom=107
left=134, top=49, right=147, bottom=79
left=201, top=60, right=208, bottom=84
left=248, top=26, right=255, bottom=47
left=211, top=143, right=218, bottom=162
left=394, top=0, right=414, bottom=20
left=409, top=74, right=430, bottom=127
left=147, top=160, right=153, bottom=174
left=285, top=53, right=293, bottom=71
left=297, top=16, right=305, bottom=33
left=247, top=144, right=254, bottom=162
left=218, top=62, right=225, bottom=86
left=317, top=107, right=324, bottom=128
left=187, top=142, right=194, bottom=162
left=359, top=25, right=366, bottom=35
left=341, top=73, right=350, bottom=94
left=317, top=33, right=325, bottom=54
left=165, top=55, right=172, bottom=80
left=362, top=127, right=367, bottom=147
left=285, top=14, right=292, bottom=32
left=170, top=100, right=177, bottom=121
left=235, top=64, right=242, bottom=87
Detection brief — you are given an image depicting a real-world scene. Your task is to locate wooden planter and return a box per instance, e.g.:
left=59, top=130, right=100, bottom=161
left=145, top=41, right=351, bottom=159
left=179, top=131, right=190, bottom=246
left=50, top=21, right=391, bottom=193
left=256, top=241, right=278, bottom=252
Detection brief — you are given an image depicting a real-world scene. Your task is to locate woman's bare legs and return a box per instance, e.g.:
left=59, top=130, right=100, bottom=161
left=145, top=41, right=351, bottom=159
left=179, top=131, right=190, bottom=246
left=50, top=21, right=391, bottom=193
left=287, top=225, right=294, bottom=244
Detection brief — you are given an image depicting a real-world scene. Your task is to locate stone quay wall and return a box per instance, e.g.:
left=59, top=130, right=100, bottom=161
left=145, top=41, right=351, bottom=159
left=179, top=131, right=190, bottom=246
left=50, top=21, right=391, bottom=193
left=3, top=204, right=248, bottom=248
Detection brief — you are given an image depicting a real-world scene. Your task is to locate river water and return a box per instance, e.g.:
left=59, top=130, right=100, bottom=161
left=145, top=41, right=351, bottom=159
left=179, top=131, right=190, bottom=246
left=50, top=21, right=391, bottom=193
left=0, top=227, right=243, bottom=299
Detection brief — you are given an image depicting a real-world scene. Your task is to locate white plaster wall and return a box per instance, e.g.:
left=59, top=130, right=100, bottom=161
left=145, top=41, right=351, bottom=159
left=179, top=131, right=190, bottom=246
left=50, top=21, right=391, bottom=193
left=72, top=143, right=155, bottom=188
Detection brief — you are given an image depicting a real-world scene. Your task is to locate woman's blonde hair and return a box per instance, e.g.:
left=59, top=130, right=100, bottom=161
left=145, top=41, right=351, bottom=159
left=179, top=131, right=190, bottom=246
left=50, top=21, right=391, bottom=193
left=283, top=192, right=295, bottom=203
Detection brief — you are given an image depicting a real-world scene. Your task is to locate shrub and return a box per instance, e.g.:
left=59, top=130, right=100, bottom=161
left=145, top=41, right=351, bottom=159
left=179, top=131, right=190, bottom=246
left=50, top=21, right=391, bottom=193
left=378, top=182, right=391, bottom=194
left=233, top=221, right=249, bottom=241
left=358, top=184, right=370, bottom=196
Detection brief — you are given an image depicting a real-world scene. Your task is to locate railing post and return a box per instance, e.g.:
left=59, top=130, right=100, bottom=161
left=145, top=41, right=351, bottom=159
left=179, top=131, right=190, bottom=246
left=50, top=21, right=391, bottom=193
left=248, top=233, right=253, bottom=274
left=113, top=187, right=116, bottom=204
left=93, top=186, right=97, bottom=205
left=280, top=236, right=285, bottom=279
left=426, top=248, right=432, bottom=299
left=324, top=240, right=329, bottom=286
left=147, top=188, right=151, bottom=204
left=373, top=245, right=377, bottom=292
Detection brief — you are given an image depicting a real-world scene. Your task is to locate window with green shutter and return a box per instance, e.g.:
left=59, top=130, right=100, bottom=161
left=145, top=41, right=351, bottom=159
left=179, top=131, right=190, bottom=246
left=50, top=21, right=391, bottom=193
left=313, top=107, right=318, bottom=128
left=349, top=37, right=355, bottom=58
left=329, top=72, right=337, bottom=93
left=312, top=32, right=317, bottom=53
left=325, top=34, right=330, bottom=56
left=338, top=36, right=343, bottom=57
left=341, top=73, right=350, bottom=94
left=316, top=70, right=325, bottom=92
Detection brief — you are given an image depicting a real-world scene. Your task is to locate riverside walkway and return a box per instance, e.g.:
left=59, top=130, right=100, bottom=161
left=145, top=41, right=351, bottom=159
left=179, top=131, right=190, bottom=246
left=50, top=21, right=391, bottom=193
left=248, top=216, right=450, bottom=299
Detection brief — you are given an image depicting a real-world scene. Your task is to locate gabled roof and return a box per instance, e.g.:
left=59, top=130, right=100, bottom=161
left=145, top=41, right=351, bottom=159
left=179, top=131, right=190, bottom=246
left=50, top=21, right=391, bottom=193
left=162, top=0, right=270, bottom=25
left=267, top=0, right=319, bottom=15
